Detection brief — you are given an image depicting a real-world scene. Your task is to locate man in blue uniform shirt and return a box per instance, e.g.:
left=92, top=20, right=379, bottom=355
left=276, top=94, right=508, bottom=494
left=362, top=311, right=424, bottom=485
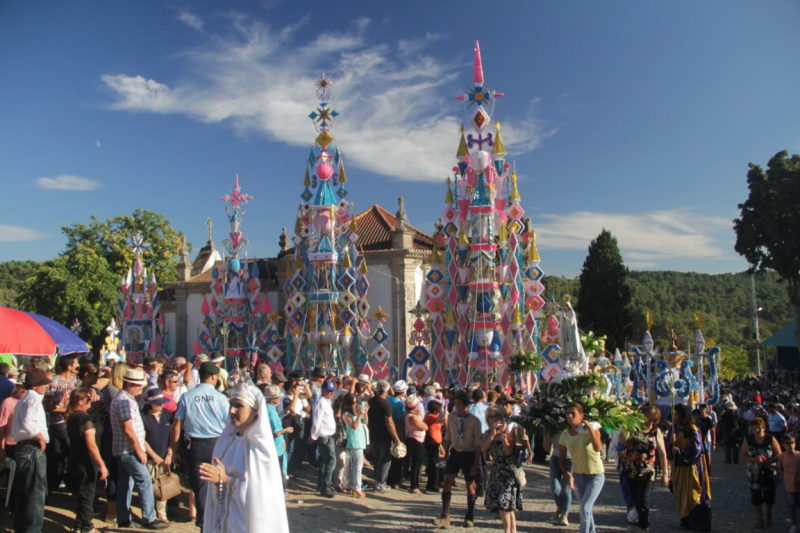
left=171, top=362, right=228, bottom=532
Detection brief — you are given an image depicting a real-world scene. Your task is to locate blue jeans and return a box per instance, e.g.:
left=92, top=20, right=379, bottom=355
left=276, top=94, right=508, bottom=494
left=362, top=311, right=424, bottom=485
left=117, top=453, right=156, bottom=525
left=317, top=436, right=336, bottom=493
left=372, top=441, right=392, bottom=486
left=574, top=473, right=605, bottom=533
left=348, top=449, right=364, bottom=491
left=13, top=443, right=47, bottom=533
left=550, top=455, right=573, bottom=516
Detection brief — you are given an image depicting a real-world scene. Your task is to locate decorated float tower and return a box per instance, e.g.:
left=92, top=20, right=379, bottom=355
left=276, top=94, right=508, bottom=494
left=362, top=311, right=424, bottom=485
left=117, top=233, right=169, bottom=364
left=195, top=177, right=270, bottom=367
left=425, top=42, right=547, bottom=388
left=284, top=75, right=371, bottom=375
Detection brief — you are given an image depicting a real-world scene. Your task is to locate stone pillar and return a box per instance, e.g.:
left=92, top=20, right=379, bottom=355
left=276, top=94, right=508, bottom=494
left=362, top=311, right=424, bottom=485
left=389, top=255, right=419, bottom=371
left=174, top=287, right=189, bottom=359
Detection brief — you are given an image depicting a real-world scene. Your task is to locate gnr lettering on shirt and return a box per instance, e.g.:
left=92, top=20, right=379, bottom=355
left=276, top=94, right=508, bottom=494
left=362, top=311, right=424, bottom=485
left=194, top=395, right=218, bottom=402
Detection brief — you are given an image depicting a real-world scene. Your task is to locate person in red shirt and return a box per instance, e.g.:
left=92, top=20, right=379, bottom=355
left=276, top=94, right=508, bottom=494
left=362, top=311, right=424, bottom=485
left=157, top=371, right=179, bottom=419
left=424, top=399, right=445, bottom=492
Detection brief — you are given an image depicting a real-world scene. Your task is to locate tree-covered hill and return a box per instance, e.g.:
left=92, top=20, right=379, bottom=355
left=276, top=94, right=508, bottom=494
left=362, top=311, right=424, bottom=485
left=1, top=258, right=793, bottom=356
left=542, top=270, right=793, bottom=351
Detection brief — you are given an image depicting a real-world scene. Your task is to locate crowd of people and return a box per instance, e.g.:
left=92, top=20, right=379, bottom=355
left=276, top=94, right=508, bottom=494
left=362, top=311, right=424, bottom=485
left=1, top=355, right=800, bottom=533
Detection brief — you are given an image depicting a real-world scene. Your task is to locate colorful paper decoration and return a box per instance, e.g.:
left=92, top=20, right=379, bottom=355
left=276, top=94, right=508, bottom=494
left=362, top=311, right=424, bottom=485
left=285, top=75, right=371, bottom=374
left=425, top=42, right=553, bottom=388
left=196, top=177, right=268, bottom=368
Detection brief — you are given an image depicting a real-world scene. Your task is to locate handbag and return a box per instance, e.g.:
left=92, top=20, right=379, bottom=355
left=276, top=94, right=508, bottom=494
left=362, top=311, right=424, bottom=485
left=513, top=466, right=527, bottom=487
left=150, top=464, right=181, bottom=501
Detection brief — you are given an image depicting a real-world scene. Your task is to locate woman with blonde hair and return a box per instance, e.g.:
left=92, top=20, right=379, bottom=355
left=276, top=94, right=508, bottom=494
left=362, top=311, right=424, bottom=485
left=66, top=388, right=108, bottom=533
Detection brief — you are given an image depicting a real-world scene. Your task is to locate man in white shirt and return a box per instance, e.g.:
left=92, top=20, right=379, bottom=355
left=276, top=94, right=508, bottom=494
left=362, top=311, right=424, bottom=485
left=10, top=369, right=51, bottom=533
left=309, top=380, right=337, bottom=498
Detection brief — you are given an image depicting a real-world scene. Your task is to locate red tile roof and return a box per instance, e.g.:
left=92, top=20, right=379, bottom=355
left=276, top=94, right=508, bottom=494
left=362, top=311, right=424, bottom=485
left=352, top=204, right=433, bottom=252
left=168, top=204, right=431, bottom=288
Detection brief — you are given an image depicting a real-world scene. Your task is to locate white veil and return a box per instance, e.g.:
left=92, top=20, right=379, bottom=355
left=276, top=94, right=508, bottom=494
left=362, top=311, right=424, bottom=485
left=204, top=385, right=289, bottom=533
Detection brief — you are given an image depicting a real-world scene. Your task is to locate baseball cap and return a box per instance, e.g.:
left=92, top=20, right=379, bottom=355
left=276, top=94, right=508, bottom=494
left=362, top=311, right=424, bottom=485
left=200, top=362, right=221, bottom=375
left=144, top=388, right=170, bottom=406
left=321, top=380, right=336, bottom=393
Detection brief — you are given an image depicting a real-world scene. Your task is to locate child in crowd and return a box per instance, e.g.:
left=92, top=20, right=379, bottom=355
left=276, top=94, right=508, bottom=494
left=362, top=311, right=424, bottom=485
left=777, top=434, right=800, bottom=533
left=424, top=399, right=445, bottom=493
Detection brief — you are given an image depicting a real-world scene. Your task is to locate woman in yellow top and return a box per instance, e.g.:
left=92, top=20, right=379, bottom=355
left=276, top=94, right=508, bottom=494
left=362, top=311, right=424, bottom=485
left=559, top=403, right=604, bottom=533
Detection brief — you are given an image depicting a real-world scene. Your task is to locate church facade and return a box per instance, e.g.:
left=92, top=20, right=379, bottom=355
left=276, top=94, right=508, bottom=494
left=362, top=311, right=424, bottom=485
left=159, top=200, right=432, bottom=373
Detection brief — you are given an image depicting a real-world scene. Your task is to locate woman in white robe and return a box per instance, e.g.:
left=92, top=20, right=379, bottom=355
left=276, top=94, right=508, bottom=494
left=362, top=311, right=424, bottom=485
left=199, top=385, right=290, bottom=533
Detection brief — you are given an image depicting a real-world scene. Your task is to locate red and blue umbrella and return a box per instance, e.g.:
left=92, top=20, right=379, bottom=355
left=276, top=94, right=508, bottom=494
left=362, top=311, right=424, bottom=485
left=0, top=306, right=90, bottom=356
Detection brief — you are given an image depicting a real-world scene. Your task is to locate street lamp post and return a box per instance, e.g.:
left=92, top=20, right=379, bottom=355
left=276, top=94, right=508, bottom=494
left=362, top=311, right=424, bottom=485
left=750, top=274, right=763, bottom=377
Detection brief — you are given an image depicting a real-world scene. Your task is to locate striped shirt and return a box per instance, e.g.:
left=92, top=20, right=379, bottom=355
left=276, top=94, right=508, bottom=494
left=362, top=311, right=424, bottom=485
left=110, top=389, right=145, bottom=457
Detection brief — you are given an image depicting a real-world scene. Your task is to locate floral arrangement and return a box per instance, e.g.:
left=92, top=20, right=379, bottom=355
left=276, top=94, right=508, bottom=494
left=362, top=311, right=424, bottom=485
left=508, top=349, right=543, bottom=373
left=514, top=372, right=645, bottom=435
left=580, top=330, right=607, bottom=355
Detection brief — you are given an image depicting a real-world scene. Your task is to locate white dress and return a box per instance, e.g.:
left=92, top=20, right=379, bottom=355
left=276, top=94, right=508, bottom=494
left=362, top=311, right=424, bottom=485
left=204, top=393, right=290, bottom=533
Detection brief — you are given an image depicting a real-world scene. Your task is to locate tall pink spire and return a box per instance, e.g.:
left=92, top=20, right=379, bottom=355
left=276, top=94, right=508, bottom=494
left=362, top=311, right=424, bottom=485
left=473, top=40, right=484, bottom=85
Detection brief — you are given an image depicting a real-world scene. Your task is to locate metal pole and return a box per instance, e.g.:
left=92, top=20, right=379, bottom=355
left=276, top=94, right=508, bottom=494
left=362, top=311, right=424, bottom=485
left=751, top=274, right=762, bottom=376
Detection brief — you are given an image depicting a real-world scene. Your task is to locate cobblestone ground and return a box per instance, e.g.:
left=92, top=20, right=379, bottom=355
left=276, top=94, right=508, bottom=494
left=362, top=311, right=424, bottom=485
left=0, top=449, right=791, bottom=532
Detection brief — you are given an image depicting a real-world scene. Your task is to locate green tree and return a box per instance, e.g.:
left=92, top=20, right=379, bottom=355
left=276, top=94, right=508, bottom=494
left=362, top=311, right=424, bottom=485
left=716, top=344, right=755, bottom=381
left=62, top=208, right=188, bottom=285
left=576, top=229, right=633, bottom=352
left=0, top=260, right=39, bottom=306
left=734, top=150, right=800, bottom=347
left=17, top=245, right=118, bottom=350
left=17, top=209, right=188, bottom=351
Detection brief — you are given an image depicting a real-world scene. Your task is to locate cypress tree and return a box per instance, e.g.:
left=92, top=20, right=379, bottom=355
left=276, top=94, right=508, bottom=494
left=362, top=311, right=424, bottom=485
left=576, top=229, right=633, bottom=351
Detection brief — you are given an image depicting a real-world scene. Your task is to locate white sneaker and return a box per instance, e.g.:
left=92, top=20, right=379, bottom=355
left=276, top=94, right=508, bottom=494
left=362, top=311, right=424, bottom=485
left=558, top=515, right=569, bottom=526
left=627, top=508, right=639, bottom=524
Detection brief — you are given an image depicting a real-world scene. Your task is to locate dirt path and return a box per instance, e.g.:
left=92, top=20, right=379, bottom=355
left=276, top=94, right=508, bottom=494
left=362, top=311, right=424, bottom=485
left=1, top=448, right=786, bottom=532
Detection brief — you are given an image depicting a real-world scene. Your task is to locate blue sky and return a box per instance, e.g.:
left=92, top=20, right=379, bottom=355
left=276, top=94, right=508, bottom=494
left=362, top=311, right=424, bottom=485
left=1, top=1, right=798, bottom=277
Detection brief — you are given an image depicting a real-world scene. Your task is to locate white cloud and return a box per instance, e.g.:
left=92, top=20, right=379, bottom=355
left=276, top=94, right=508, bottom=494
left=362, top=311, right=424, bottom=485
left=36, top=174, right=101, bottom=191
left=0, top=224, right=45, bottom=242
left=178, top=10, right=203, bottom=32
left=533, top=209, right=734, bottom=264
left=95, top=140, right=101, bottom=147
left=101, top=15, right=549, bottom=182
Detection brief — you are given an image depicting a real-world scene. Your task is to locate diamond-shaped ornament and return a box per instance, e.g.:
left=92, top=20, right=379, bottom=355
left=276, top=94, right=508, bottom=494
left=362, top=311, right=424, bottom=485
left=290, top=274, right=307, bottom=291
left=356, top=277, right=369, bottom=296
left=316, top=131, right=333, bottom=148
left=471, top=107, right=490, bottom=132
left=506, top=203, right=525, bottom=221
left=339, top=308, right=355, bottom=324
left=426, top=299, right=444, bottom=314
left=338, top=271, right=354, bottom=288
left=425, top=284, right=443, bottom=299
left=426, top=270, right=444, bottom=284
left=300, top=188, right=313, bottom=202
left=373, top=327, right=388, bottom=345
left=410, top=365, right=432, bottom=383
left=338, top=290, right=356, bottom=306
